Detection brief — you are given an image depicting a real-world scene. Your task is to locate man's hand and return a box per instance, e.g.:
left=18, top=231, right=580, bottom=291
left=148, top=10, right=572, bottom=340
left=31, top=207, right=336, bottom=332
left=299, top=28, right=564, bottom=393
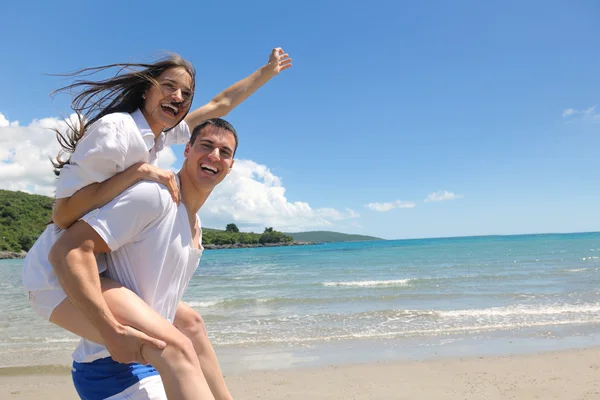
left=104, top=324, right=167, bottom=365
left=267, top=47, right=292, bottom=75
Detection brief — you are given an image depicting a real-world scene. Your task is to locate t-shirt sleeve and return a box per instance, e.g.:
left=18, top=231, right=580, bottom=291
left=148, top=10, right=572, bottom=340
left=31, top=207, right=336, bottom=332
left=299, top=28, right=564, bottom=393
left=81, top=182, right=168, bottom=251
left=55, top=118, right=128, bottom=199
left=164, top=120, right=191, bottom=146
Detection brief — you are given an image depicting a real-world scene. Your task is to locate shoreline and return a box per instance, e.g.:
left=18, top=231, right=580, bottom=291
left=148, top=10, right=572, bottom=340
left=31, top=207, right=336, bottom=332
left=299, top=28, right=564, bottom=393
left=0, top=251, right=26, bottom=260
left=0, top=243, right=319, bottom=259
left=2, top=347, right=599, bottom=399
left=5, top=328, right=600, bottom=374
left=202, top=241, right=317, bottom=250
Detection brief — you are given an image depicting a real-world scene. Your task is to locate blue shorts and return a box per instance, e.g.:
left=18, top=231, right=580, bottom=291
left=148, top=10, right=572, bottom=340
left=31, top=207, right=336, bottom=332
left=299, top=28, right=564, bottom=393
left=72, top=357, right=164, bottom=400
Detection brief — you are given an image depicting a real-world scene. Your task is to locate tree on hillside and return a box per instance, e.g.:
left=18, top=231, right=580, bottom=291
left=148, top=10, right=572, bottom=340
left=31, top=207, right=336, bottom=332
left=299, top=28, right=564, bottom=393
left=259, top=228, right=293, bottom=244
left=225, top=223, right=239, bottom=233
left=213, top=232, right=236, bottom=245
left=0, top=190, right=53, bottom=252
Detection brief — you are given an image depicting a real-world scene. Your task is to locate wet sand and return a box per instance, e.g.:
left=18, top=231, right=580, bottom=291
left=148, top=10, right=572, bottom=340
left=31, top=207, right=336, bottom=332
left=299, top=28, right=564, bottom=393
left=1, top=347, right=599, bottom=399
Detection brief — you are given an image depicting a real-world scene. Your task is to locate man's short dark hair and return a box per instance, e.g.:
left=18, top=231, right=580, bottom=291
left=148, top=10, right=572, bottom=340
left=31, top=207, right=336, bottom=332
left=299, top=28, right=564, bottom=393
left=190, top=118, right=238, bottom=157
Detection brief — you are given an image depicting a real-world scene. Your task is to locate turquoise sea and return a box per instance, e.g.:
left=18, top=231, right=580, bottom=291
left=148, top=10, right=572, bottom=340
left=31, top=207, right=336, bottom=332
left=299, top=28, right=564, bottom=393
left=1, top=232, right=600, bottom=373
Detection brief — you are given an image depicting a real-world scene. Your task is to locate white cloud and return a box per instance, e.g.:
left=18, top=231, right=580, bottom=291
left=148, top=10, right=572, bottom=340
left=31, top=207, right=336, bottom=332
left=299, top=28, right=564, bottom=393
left=424, top=190, right=463, bottom=202
left=365, top=200, right=416, bottom=212
left=199, top=159, right=359, bottom=231
left=561, top=105, right=600, bottom=121
left=0, top=113, right=68, bottom=196
left=155, top=147, right=177, bottom=170
left=0, top=113, right=19, bottom=127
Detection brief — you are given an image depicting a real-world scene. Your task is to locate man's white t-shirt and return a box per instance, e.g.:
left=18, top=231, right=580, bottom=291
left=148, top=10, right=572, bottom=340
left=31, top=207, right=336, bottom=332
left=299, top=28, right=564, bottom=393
left=73, top=179, right=203, bottom=363
left=22, top=110, right=190, bottom=294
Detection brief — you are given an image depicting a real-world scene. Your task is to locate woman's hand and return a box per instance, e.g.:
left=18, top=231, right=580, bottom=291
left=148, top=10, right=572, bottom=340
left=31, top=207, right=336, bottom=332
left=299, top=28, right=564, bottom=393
left=266, top=47, right=292, bottom=75
left=136, top=163, right=180, bottom=205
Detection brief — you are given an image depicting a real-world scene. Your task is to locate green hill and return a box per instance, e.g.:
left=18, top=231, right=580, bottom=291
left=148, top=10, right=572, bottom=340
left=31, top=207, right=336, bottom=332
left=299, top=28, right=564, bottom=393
left=0, top=190, right=53, bottom=252
left=285, top=231, right=383, bottom=243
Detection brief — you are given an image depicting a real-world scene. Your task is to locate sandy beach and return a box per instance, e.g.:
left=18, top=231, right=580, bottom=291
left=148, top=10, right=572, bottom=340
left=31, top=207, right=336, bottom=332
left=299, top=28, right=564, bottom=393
left=2, top=347, right=599, bottom=399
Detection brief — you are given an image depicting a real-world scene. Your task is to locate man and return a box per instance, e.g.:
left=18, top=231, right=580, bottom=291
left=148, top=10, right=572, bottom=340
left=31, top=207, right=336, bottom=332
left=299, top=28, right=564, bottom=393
left=49, top=119, right=237, bottom=399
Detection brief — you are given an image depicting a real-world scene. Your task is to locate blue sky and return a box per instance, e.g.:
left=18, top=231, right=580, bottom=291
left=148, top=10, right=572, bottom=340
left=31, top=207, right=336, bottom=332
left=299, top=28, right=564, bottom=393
left=1, top=1, right=599, bottom=239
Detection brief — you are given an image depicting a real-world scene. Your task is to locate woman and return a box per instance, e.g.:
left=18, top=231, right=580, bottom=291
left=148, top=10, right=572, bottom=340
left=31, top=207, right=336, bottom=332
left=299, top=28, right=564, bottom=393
left=22, top=48, right=291, bottom=399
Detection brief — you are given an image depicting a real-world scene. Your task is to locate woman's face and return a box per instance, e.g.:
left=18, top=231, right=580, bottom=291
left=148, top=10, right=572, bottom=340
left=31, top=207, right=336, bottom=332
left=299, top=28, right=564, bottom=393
left=143, top=66, right=193, bottom=133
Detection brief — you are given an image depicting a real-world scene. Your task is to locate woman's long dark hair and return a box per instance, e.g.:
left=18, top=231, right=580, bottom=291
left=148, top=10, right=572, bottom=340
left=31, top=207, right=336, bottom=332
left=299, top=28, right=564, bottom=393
left=51, top=53, right=196, bottom=174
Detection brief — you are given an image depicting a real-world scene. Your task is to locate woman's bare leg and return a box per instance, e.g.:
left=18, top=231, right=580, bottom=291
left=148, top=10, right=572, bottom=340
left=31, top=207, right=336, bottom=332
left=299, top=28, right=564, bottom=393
left=49, top=278, right=215, bottom=400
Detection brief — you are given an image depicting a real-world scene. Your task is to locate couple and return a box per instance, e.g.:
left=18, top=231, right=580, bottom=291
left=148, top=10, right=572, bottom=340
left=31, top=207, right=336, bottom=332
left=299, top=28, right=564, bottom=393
left=22, top=49, right=292, bottom=399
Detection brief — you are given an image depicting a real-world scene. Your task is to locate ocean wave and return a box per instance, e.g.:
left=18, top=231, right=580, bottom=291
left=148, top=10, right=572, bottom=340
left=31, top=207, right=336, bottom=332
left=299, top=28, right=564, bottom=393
left=227, top=303, right=600, bottom=326
left=187, top=296, right=332, bottom=309
left=43, top=337, right=79, bottom=343
left=563, top=268, right=588, bottom=273
left=186, top=300, right=221, bottom=308
left=322, top=279, right=411, bottom=287
left=0, top=336, right=79, bottom=345
left=187, top=293, right=486, bottom=312
left=202, top=302, right=600, bottom=346
left=438, top=303, right=600, bottom=318
left=210, top=318, right=600, bottom=347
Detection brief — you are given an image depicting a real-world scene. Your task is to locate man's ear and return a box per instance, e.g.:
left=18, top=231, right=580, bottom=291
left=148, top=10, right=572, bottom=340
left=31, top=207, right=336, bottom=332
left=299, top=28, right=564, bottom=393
left=228, top=160, right=235, bottom=174
left=184, top=142, right=191, bottom=158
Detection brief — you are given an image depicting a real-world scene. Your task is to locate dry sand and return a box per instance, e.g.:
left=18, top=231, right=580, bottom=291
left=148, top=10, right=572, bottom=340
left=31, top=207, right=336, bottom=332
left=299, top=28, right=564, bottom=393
left=1, top=347, right=599, bottom=399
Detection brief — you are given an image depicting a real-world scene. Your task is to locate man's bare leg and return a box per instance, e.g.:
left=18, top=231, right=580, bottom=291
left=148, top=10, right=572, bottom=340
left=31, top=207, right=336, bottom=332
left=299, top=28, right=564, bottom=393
left=174, top=302, right=233, bottom=400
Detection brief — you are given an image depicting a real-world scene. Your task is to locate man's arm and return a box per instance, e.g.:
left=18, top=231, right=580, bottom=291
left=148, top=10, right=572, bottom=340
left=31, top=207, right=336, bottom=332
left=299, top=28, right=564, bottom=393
left=49, top=222, right=119, bottom=336
left=184, top=47, right=292, bottom=128
left=49, top=217, right=166, bottom=363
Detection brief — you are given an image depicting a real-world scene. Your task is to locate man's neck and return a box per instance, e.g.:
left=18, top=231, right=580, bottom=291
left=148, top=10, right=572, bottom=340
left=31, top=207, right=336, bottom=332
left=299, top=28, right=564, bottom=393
left=177, top=170, right=212, bottom=217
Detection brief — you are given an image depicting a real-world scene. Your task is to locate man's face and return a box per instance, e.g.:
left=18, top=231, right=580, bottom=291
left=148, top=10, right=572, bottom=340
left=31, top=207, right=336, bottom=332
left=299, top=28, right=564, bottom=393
left=183, top=125, right=236, bottom=189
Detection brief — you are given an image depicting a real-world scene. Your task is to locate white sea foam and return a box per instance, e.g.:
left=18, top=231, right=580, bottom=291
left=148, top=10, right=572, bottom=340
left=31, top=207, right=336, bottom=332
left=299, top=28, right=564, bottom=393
left=322, top=279, right=411, bottom=287
left=43, top=337, right=79, bottom=343
left=439, top=303, right=600, bottom=318
left=0, top=336, right=79, bottom=345
left=186, top=300, right=220, bottom=308
left=211, top=318, right=599, bottom=347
